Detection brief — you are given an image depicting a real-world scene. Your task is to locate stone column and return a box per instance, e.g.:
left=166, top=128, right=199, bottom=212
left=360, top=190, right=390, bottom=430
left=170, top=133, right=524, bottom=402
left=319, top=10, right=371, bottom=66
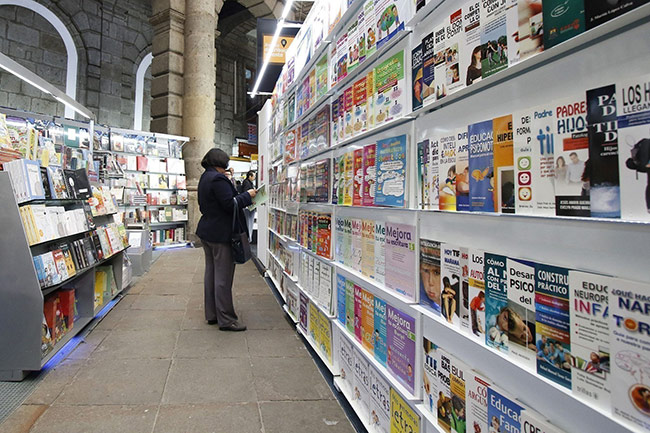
left=149, top=0, right=185, bottom=135
left=182, top=0, right=223, bottom=242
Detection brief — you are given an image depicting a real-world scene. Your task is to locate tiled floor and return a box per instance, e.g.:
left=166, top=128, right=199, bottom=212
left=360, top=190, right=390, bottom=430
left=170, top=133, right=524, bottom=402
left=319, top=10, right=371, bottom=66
left=0, top=247, right=355, bottom=433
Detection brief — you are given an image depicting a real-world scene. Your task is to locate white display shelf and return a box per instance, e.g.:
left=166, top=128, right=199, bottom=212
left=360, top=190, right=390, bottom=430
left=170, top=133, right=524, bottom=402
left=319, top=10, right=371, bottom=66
left=282, top=269, right=298, bottom=283
left=268, top=227, right=290, bottom=243
left=414, top=2, right=650, bottom=119
left=405, top=0, right=444, bottom=30
left=298, top=245, right=333, bottom=264
left=333, top=320, right=418, bottom=402
left=415, top=404, right=439, bottom=433
left=297, top=325, right=336, bottom=375
left=296, top=282, right=335, bottom=319
left=282, top=304, right=298, bottom=324
left=332, top=115, right=414, bottom=149
left=267, top=250, right=287, bottom=272
left=285, top=90, right=331, bottom=132
left=421, top=312, right=631, bottom=433
left=268, top=205, right=288, bottom=213
left=267, top=272, right=287, bottom=304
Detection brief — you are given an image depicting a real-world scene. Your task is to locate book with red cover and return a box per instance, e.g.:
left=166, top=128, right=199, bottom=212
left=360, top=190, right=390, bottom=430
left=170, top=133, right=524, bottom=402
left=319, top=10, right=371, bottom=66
left=362, top=143, right=376, bottom=206
left=353, top=148, right=363, bottom=206
left=58, top=289, right=75, bottom=330
left=136, top=155, right=148, bottom=171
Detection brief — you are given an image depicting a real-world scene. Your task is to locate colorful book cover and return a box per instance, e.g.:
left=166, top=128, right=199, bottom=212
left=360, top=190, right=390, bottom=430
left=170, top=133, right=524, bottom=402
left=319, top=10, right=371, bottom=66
left=343, top=217, right=352, bottom=266
left=422, top=337, right=440, bottom=417
left=467, top=371, right=491, bottom=433
left=553, top=94, right=590, bottom=217
left=480, top=0, right=509, bottom=78
left=455, top=128, right=470, bottom=211
left=422, top=32, right=436, bottom=105
left=450, top=355, right=468, bottom=433
left=351, top=218, right=363, bottom=272
left=367, top=70, right=376, bottom=130
left=390, top=388, right=420, bottom=433
left=331, top=98, right=340, bottom=146
left=353, top=148, right=364, bottom=206
left=347, top=16, right=360, bottom=74
left=358, top=7, right=368, bottom=66
left=519, top=408, right=564, bottom=433
left=462, top=1, right=483, bottom=87
left=433, top=19, right=449, bottom=101
left=375, top=0, right=410, bottom=50
left=468, top=250, right=486, bottom=343
left=412, top=43, right=424, bottom=111
left=315, top=53, right=329, bottom=102
left=344, top=86, right=355, bottom=140
left=319, top=262, right=333, bottom=313
left=485, top=253, right=509, bottom=352
left=513, top=104, right=556, bottom=215
left=439, top=130, right=458, bottom=210
left=314, top=106, right=330, bottom=152
left=468, top=119, right=495, bottom=212
left=335, top=31, right=349, bottom=83
left=429, top=135, right=441, bottom=209
left=337, top=273, right=347, bottom=325
left=364, top=0, right=377, bottom=59
left=610, top=277, right=650, bottom=432
left=417, top=138, right=430, bottom=209
left=361, top=287, right=375, bottom=353
left=315, top=159, right=331, bottom=203
left=338, top=329, right=355, bottom=397
left=535, top=263, right=571, bottom=389
left=441, top=243, right=462, bottom=327
left=385, top=223, right=416, bottom=301
left=338, top=155, right=346, bottom=205
left=419, top=239, right=442, bottom=315
left=374, top=297, right=388, bottom=365
left=338, top=94, right=347, bottom=142
left=353, top=77, right=369, bottom=135
left=354, top=347, right=372, bottom=421
left=459, top=248, right=471, bottom=333
left=332, top=155, right=341, bottom=205
left=585, top=0, right=645, bottom=29
left=387, top=305, right=417, bottom=394
left=374, top=221, right=386, bottom=285
left=318, top=213, right=332, bottom=259
left=361, top=219, right=376, bottom=278
left=375, top=134, right=407, bottom=207
left=437, top=349, right=453, bottom=433
left=543, top=0, right=585, bottom=49
left=370, top=366, right=391, bottom=433
left=487, top=386, right=523, bottom=433
left=320, top=312, right=333, bottom=363
left=506, top=257, right=537, bottom=370
left=299, top=292, right=309, bottom=331
left=355, top=284, right=364, bottom=343
left=346, top=279, right=355, bottom=334
left=362, top=143, right=377, bottom=206
left=616, top=75, right=650, bottom=222
left=309, top=302, right=320, bottom=341
left=587, top=84, right=621, bottom=218
left=285, top=129, right=297, bottom=164
left=568, top=270, right=611, bottom=411
left=493, top=114, right=515, bottom=213
left=374, top=50, right=406, bottom=126
left=506, top=0, right=543, bottom=66
left=335, top=216, right=345, bottom=264
left=445, top=8, right=464, bottom=96
left=344, top=151, right=354, bottom=205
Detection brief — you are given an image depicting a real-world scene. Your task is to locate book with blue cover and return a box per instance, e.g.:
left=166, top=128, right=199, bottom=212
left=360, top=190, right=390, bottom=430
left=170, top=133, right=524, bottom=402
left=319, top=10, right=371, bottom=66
left=468, top=120, right=494, bottom=212
left=375, top=134, right=407, bottom=208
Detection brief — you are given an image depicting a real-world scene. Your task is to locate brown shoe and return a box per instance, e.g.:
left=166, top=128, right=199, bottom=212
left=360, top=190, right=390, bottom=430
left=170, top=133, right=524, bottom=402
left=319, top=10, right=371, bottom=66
left=219, top=321, right=246, bottom=332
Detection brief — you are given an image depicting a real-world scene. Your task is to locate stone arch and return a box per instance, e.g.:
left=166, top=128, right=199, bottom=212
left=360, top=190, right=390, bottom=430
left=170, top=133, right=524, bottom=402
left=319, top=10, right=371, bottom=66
left=133, top=51, right=152, bottom=130
left=0, top=0, right=78, bottom=118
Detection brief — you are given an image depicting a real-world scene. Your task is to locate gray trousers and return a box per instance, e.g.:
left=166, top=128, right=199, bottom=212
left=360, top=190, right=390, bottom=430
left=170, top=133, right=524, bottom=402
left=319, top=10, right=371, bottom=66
left=202, top=241, right=237, bottom=326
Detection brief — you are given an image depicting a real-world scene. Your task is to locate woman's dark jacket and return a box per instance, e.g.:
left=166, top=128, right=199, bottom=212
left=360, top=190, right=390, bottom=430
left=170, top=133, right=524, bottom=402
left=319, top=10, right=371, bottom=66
left=242, top=178, right=255, bottom=193
left=196, top=167, right=252, bottom=243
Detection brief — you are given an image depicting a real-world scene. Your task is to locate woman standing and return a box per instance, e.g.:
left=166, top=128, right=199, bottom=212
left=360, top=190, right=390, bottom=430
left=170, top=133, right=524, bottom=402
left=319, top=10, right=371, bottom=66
left=241, top=171, right=256, bottom=241
left=196, top=149, right=256, bottom=331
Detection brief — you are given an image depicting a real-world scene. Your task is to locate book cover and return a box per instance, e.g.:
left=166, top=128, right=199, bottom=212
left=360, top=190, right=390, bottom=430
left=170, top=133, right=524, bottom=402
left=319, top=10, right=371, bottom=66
left=332, top=99, right=341, bottom=146
left=364, top=0, right=377, bottom=59
left=480, top=0, right=509, bottom=78
left=385, top=223, right=416, bottom=301
left=40, top=252, right=59, bottom=287
left=459, top=248, right=471, bottom=333
left=506, top=257, right=537, bottom=370
left=422, top=32, right=436, bottom=105
left=361, top=287, right=375, bottom=353
left=610, top=277, right=650, bottom=431
left=374, top=297, right=388, bottom=365
left=351, top=218, right=363, bottom=271
left=344, top=86, right=355, bottom=140
left=335, top=31, right=349, bottom=84
left=315, top=53, right=329, bottom=102
left=314, top=159, right=330, bottom=203
left=437, top=349, right=453, bottom=433
left=362, top=143, right=377, bottom=206
left=455, top=128, right=470, bottom=211
left=354, top=284, right=364, bottom=343
left=23, top=159, right=45, bottom=200
left=468, top=250, right=487, bottom=343
left=439, top=131, right=458, bottom=210
left=353, top=77, right=369, bottom=136
left=450, top=355, right=468, bottom=433
left=376, top=134, right=407, bottom=207
left=462, top=1, right=483, bottom=87
left=374, top=221, right=386, bottom=284
left=428, top=134, right=441, bottom=210
left=361, top=219, right=376, bottom=278
left=487, top=386, right=523, bottom=433
left=319, top=263, right=334, bottom=315
left=346, top=279, right=355, bottom=334
left=317, top=213, right=331, bottom=259
left=387, top=304, right=417, bottom=393
left=587, top=83, right=621, bottom=218
left=335, top=217, right=345, bottom=264
left=412, top=43, right=424, bottom=111
left=347, top=16, right=360, bottom=74
left=299, top=292, right=308, bottom=331
left=553, top=94, right=590, bottom=217
left=417, top=138, right=430, bottom=209
left=338, top=155, right=346, bottom=205
left=343, top=151, right=354, bottom=206
left=467, top=371, right=491, bottom=433
left=338, top=330, right=355, bottom=397
left=374, top=50, right=406, bottom=125
left=616, top=75, right=650, bottom=222
left=332, top=156, right=341, bottom=205
left=420, top=239, right=442, bottom=315
left=568, top=270, right=611, bottom=411
left=585, top=0, right=645, bottom=30
left=47, top=166, right=68, bottom=199
left=485, top=253, right=509, bottom=352
left=353, top=148, right=364, bottom=206
left=513, top=104, right=556, bottom=215
left=519, top=408, right=565, bottom=433
left=367, top=70, right=376, bottom=130
left=543, top=0, right=585, bottom=49
left=375, top=0, right=410, bottom=50
left=468, top=120, right=495, bottom=212
left=433, top=18, right=450, bottom=101
left=354, top=347, right=372, bottom=422
left=285, top=129, right=297, bottom=164
left=343, top=217, right=352, bottom=266
left=507, top=0, right=543, bottom=65
left=309, top=302, right=319, bottom=342
left=493, top=114, right=515, bottom=213
left=535, top=263, right=571, bottom=389
left=445, top=8, right=465, bottom=96
left=390, top=387, right=421, bottom=433
left=423, top=337, right=440, bottom=417
left=370, top=366, right=391, bottom=433
left=441, top=244, right=462, bottom=327
left=52, top=249, right=69, bottom=281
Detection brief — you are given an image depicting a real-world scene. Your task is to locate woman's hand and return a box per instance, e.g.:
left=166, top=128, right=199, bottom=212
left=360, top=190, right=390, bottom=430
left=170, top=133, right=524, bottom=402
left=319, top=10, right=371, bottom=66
left=248, top=189, right=257, bottom=198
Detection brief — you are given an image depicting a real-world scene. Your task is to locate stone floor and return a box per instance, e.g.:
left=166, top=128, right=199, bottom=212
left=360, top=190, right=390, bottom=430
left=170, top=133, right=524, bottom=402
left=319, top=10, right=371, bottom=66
left=0, top=247, right=355, bottom=433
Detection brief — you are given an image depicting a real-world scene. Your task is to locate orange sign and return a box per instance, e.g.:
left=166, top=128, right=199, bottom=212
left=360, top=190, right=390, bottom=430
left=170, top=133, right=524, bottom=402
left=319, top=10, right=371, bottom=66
left=263, top=35, right=295, bottom=64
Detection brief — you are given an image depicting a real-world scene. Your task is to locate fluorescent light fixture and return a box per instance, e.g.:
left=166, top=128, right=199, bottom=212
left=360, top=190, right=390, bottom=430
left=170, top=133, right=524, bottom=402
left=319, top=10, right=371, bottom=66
left=53, top=96, right=92, bottom=119
left=281, top=0, right=294, bottom=19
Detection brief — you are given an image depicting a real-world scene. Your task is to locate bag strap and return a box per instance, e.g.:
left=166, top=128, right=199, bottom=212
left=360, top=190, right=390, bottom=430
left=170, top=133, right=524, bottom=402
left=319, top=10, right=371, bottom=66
left=232, top=197, right=238, bottom=233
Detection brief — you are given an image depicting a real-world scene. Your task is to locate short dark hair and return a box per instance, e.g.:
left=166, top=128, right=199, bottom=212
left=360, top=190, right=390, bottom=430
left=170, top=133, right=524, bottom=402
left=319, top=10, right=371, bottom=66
left=246, top=170, right=255, bottom=179
left=201, top=148, right=229, bottom=169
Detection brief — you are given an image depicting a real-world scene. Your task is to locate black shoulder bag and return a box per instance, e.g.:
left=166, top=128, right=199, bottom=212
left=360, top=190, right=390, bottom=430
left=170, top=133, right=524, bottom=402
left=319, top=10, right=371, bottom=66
left=231, top=198, right=252, bottom=264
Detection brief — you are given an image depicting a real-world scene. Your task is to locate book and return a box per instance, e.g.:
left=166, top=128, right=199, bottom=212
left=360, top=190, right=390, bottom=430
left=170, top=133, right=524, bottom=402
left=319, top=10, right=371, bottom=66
left=374, top=297, right=388, bottom=365
left=353, top=346, right=372, bottom=421
left=437, top=348, right=453, bottom=433
left=338, top=329, right=355, bottom=397
left=374, top=221, right=386, bottom=285
left=412, top=43, right=424, bottom=111
left=343, top=151, right=354, bottom=205
left=64, top=168, right=91, bottom=199
left=337, top=273, right=347, bottom=325
left=374, top=50, right=406, bottom=126
left=367, top=70, right=376, bottom=130
left=485, top=253, right=509, bottom=352
left=535, top=263, right=571, bottom=389
left=450, top=354, right=468, bottom=433
left=468, top=250, right=487, bottom=343
left=493, top=114, right=515, bottom=213
left=387, top=304, right=417, bottom=393
left=543, top=0, right=585, bottom=49
left=568, top=270, right=611, bottom=411
left=459, top=248, right=471, bottom=333
left=390, top=387, right=420, bottom=433
left=314, top=106, right=330, bottom=152
left=518, top=407, right=565, bottom=433
left=314, top=159, right=330, bottom=203
left=507, top=0, right=544, bottom=66
left=375, top=134, right=407, bottom=207
left=422, top=32, right=436, bottom=105
left=462, top=1, right=483, bottom=87
left=353, top=149, right=364, bottom=206
left=362, top=143, right=377, bottom=206
left=361, top=287, right=375, bottom=353
left=419, top=239, right=442, bottom=315
left=456, top=128, right=471, bottom=212
left=344, top=86, right=354, bottom=140
left=423, top=337, right=440, bottom=417
left=351, top=218, right=363, bottom=271
left=353, top=77, right=369, bottom=136
left=506, top=257, right=537, bottom=370
left=468, top=119, right=495, bottom=212
left=610, top=277, right=650, bottom=431
left=514, top=103, right=556, bottom=215
left=445, top=8, right=465, bottom=96
left=480, top=0, right=509, bottom=78
left=361, top=219, right=375, bottom=278
left=433, top=16, right=450, bottom=101
left=616, top=74, right=650, bottom=221
left=354, top=284, right=364, bottom=343
left=441, top=243, right=462, bottom=327
left=385, top=223, right=416, bottom=301
left=585, top=0, right=646, bottom=29
left=299, top=292, right=308, bottom=331
left=375, top=0, right=410, bottom=50
left=553, top=94, right=590, bottom=217
left=346, top=279, right=355, bottom=334
left=364, top=0, right=377, bottom=59
left=369, top=366, right=391, bottom=433
left=417, top=138, right=430, bottom=208
left=343, top=217, right=352, bottom=266
left=319, top=262, right=333, bottom=315
left=439, top=130, right=458, bottom=210
left=487, top=386, right=524, bottom=433
left=347, top=15, right=360, bottom=74
left=466, top=370, right=491, bottom=433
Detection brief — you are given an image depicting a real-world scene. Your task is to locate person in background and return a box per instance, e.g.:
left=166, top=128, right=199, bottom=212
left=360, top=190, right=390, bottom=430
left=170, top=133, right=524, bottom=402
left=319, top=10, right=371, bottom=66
left=241, top=171, right=256, bottom=241
left=196, top=148, right=256, bottom=332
